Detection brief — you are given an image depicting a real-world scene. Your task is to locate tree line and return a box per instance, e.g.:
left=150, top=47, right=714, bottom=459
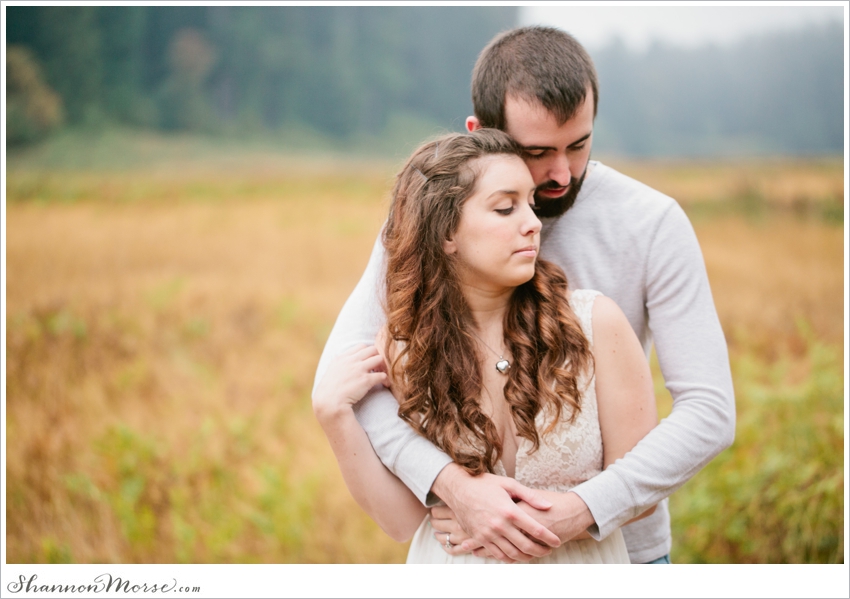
left=6, top=6, right=844, bottom=156
left=592, top=21, right=844, bottom=156
left=5, top=6, right=515, bottom=143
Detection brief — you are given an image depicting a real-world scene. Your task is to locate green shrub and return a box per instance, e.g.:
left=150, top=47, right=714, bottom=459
left=671, top=327, right=844, bottom=563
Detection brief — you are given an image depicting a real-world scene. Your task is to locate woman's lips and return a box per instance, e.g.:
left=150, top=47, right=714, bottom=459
left=514, top=246, right=538, bottom=257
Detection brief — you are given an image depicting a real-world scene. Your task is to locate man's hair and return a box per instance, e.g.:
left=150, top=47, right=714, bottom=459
left=471, top=26, right=599, bottom=130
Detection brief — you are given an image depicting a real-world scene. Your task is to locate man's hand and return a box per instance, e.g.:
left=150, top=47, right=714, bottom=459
left=430, top=464, right=561, bottom=562
left=513, top=490, right=596, bottom=543
left=462, top=490, right=597, bottom=560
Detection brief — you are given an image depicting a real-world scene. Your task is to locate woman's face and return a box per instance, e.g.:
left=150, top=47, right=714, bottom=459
left=443, top=154, right=541, bottom=292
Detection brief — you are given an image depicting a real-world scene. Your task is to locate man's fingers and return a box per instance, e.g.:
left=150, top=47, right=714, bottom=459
left=481, top=540, right=513, bottom=563
left=475, top=518, right=544, bottom=563
left=502, top=478, right=553, bottom=511
left=494, top=528, right=550, bottom=561
left=481, top=509, right=557, bottom=560
left=510, top=509, right=561, bottom=548
left=490, top=494, right=560, bottom=548
left=505, top=531, right=554, bottom=559
left=497, top=478, right=561, bottom=547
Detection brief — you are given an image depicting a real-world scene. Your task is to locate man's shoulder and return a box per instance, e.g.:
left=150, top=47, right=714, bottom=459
left=589, top=162, right=677, bottom=209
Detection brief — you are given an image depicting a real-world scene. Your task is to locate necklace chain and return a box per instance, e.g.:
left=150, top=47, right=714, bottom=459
left=470, top=329, right=511, bottom=374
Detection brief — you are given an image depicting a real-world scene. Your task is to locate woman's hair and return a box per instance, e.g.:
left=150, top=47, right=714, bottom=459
left=382, top=128, right=593, bottom=475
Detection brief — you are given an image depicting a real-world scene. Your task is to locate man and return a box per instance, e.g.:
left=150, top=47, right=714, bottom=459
left=313, top=26, right=735, bottom=564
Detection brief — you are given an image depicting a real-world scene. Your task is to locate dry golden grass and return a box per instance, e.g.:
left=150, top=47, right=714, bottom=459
left=7, top=164, right=407, bottom=563
left=700, top=216, right=844, bottom=348
left=4, top=150, right=845, bottom=563
left=609, top=156, right=844, bottom=210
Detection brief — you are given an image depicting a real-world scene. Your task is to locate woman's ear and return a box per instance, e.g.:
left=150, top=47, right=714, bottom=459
left=443, top=237, right=457, bottom=255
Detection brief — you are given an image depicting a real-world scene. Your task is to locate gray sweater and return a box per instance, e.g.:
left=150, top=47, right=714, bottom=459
left=313, top=161, right=735, bottom=563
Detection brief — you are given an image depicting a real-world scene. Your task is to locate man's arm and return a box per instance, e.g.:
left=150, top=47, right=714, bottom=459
left=569, top=203, right=735, bottom=540
left=313, top=234, right=560, bottom=560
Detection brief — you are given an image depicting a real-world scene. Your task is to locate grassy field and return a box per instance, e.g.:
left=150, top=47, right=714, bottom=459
left=4, top=133, right=845, bottom=563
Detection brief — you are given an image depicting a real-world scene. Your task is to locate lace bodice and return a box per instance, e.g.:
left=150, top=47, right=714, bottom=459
left=406, top=288, right=631, bottom=563
left=493, top=289, right=603, bottom=491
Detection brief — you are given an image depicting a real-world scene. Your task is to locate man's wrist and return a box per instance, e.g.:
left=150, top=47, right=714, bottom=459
left=430, top=462, right=467, bottom=505
left=552, top=492, right=595, bottom=540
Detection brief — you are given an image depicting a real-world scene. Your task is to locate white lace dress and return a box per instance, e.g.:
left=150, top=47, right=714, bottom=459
left=405, top=289, right=630, bottom=563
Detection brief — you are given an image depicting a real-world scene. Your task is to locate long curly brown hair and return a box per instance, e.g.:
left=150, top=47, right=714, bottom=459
left=383, top=129, right=593, bottom=475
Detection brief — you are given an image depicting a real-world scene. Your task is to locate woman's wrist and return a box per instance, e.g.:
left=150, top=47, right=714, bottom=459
left=313, top=399, right=355, bottom=429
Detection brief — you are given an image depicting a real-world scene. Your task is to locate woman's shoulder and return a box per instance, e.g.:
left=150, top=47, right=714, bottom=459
left=588, top=293, right=632, bottom=349
left=566, top=289, right=630, bottom=346
left=567, top=288, right=603, bottom=305
left=566, top=289, right=602, bottom=342
left=567, top=288, right=604, bottom=318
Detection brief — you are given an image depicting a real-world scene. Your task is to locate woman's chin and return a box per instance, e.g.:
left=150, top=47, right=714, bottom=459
left=506, top=268, right=536, bottom=288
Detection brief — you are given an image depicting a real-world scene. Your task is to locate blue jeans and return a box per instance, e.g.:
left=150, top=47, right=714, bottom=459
left=644, top=554, right=671, bottom=564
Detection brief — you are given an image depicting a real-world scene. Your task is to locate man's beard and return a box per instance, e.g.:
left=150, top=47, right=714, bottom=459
left=532, top=166, right=588, bottom=218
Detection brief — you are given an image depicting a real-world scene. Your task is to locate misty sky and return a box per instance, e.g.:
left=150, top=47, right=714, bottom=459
left=520, top=5, right=845, bottom=51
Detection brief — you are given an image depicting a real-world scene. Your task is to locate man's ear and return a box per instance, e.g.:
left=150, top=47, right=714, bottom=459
left=465, top=116, right=482, bottom=132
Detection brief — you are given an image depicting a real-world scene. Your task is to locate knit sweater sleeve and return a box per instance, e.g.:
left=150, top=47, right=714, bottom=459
left=312, top=234, right=453, bottom=505
left=570, top=202, right=736, bottom=540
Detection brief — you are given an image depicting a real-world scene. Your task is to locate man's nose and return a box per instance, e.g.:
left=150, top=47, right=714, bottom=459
left=549, top=154, right=572, bottom=187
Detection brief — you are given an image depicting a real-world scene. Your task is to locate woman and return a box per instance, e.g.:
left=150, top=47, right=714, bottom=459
left=312, top=129, right=657, bottom=563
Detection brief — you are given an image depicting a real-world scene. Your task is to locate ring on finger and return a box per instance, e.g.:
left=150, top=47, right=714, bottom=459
left=445, top=532, right=453, bottom=551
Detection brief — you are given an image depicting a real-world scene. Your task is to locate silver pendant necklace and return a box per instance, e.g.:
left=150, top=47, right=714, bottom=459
left=470, top=330, right=511, bottom=374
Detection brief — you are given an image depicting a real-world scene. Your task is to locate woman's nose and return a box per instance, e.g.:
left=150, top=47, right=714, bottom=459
left=522, top=204, right=542, bottom=236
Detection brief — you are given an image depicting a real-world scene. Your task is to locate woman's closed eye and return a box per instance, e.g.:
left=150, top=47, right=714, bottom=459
left=495, top=205, right=515, bottom=215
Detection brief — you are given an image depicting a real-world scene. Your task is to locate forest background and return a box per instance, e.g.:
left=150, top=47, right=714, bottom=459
left=6, top=5, right=844, bottom=155
left=4, top=5, right=846, bottom=568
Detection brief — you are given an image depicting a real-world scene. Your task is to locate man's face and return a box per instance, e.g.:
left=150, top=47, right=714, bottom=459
left=503, top=91, right=595, bottom=218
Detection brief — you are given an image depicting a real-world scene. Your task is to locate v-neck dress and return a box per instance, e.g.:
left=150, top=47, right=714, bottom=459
left=405, top=289, right=630, bottom=564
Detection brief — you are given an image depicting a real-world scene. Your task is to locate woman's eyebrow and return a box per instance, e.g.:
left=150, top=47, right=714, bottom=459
left=486, top=189, right=520, bottom=200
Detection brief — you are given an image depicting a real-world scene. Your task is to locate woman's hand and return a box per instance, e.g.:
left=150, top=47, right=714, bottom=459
left=430, top=505, right=482, bottom=557
left=311, top=344, right=427, bottom=541
left=312, top=344, right=387, bottom=422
